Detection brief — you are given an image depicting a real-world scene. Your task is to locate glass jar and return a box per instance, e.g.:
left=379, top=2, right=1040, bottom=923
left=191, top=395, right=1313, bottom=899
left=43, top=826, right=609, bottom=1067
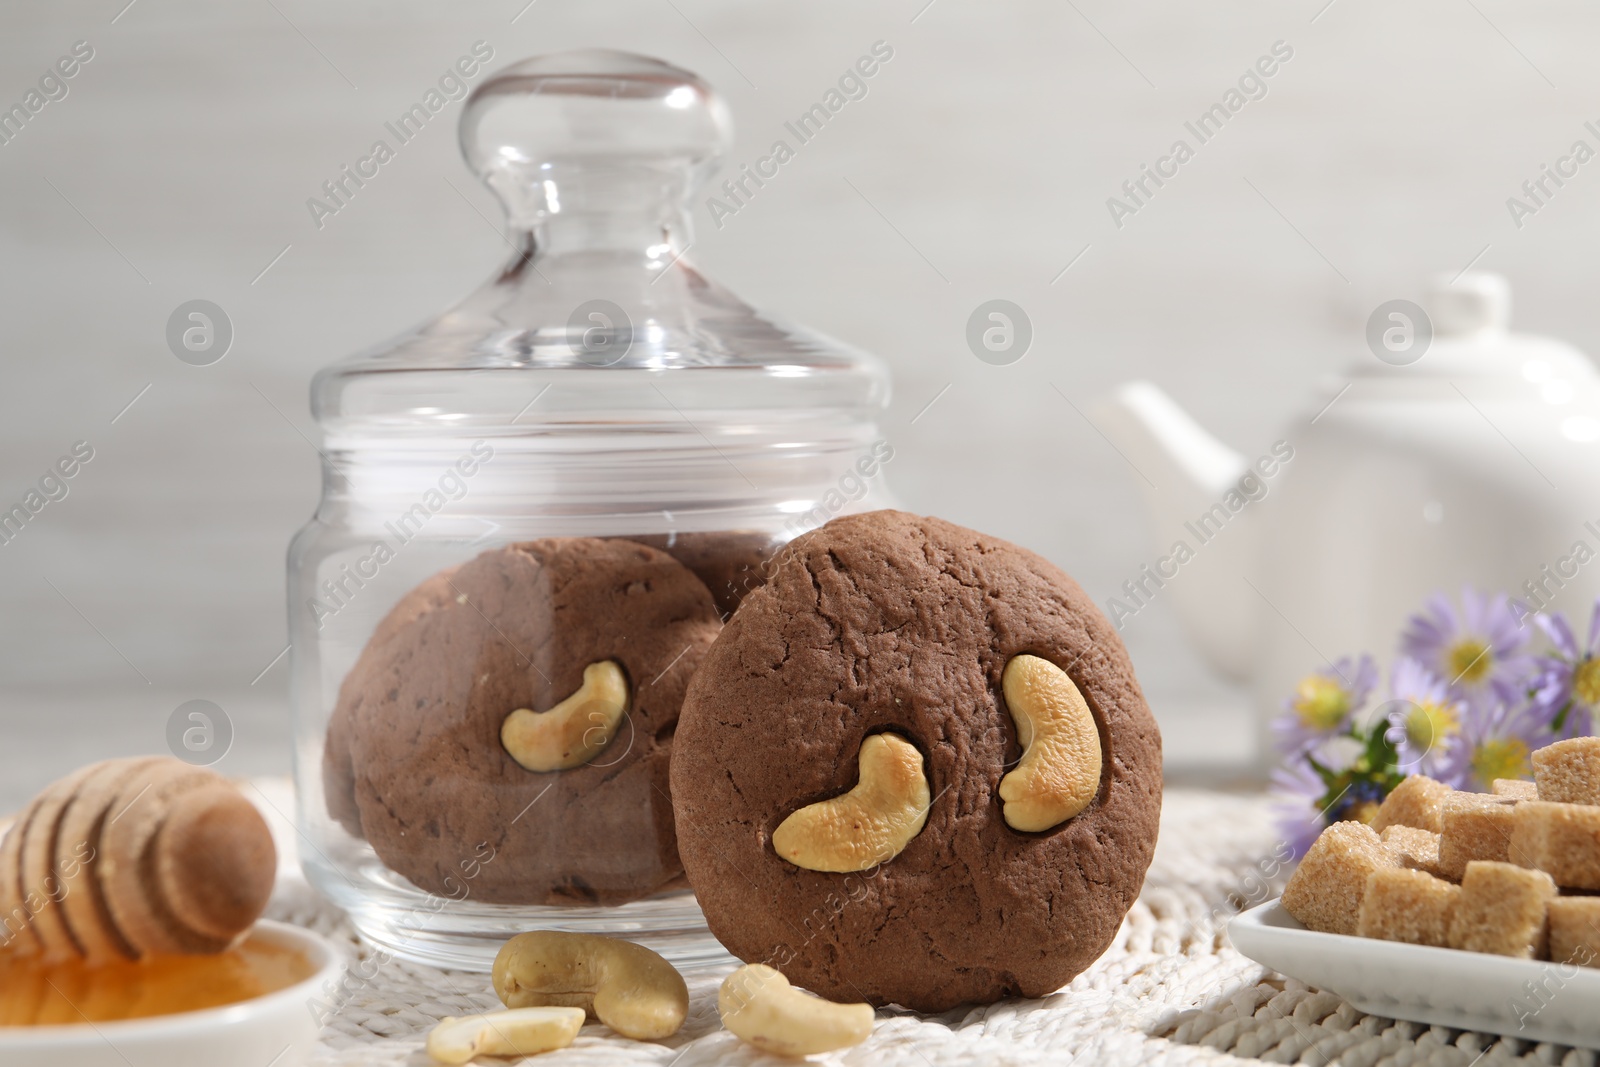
left=287, top=50, right=893, bottom=972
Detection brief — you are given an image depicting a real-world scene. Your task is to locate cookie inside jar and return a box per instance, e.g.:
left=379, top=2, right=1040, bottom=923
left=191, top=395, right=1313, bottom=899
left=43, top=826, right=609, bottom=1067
left=323, top=538, right=722, bottom=905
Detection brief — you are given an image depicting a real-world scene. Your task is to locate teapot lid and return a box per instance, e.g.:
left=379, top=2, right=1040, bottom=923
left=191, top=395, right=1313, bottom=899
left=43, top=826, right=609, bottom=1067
left=311, top=50, right=888, bottom=439
left=1354, top=271, right=1594, bottom=383
left=1428, top=272, right=1510, bottom=336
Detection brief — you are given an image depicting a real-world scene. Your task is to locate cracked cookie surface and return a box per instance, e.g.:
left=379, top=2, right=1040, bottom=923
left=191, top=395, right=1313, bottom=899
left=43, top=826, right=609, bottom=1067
left=670, top=510, right=1162, bottom=1010
left=325, top=538, right=722, bottom=905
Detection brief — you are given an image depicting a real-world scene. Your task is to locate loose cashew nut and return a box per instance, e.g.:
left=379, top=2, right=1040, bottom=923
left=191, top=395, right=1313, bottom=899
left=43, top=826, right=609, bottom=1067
left=501, top=661, right=628, bottom=772
left=492, top=930, right=689, bottom=1040
left=998, top=654, right=1102, bottom=832
left=425, top=1006, right=584, bottom=1064
left=771, top=733, right=930, bottom=873
left=718, top=964, right=874, bottom=1057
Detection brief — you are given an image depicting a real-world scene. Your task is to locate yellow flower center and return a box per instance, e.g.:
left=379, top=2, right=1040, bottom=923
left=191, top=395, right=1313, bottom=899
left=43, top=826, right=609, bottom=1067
left=1404, top=701, right=1459, bottom=754
left=1292, top=675, right=1350, bottom=731
left=1448, top=639, right=1493, bottom=684
left=1349, top=800, right=1382, bottom=826
left=1574, top=658, right=1600, bottom=707
left=1471, top=739, right=1531, bottom=790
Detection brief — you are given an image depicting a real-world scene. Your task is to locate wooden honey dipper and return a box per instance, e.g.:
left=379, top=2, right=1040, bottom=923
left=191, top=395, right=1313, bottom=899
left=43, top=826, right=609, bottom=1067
left=0, top=757, right=276, bottom=962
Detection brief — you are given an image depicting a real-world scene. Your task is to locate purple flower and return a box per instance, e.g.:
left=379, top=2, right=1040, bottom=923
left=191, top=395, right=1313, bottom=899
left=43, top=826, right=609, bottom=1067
left=1385, top=657, right=1465, bottom=782
left=1270, top=759, right=1327, bottom=861
left=1271, top=654, right=1378, bottom=756
left=1401, top=588, right=1536, bottom=708
left=1435, top=698, right=1549, bottom=792
left=1530, top=600, right=1600, bottom=740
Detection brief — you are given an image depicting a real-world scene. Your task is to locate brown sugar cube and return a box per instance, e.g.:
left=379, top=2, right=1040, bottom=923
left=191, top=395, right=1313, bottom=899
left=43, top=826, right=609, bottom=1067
left=1493, top=778, right=1538, bottom=801
left=1437, top=793, right=1515, bottom=882
left=1357, top=868, right=1459, bottom=947
left=1371, top=775, right=1453, bottom=834
left=1509, top=800, right=1600, bottom=889
left=1282, top=821, right=1396, bottom=935
left=1447, top=861, right=1557, bottom=957
left=1534, top=738, right=1600, bottom=805
left=1380, top=824, right=1445, bottom=879
left=1548, top=897, right=1600, bottom=966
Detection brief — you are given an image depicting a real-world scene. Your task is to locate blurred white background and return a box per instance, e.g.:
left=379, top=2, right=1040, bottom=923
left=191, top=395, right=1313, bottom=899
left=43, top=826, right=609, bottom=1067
left=2, top=0, right=1597, bottom=808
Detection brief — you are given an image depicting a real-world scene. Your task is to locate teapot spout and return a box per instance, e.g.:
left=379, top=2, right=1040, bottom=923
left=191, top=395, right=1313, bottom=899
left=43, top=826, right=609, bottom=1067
left=1092, top=381, right=1259, bottom=682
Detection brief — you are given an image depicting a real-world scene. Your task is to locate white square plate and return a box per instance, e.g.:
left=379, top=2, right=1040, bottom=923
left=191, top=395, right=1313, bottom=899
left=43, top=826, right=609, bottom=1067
left=1228, top=898, right=1600, bottom=1049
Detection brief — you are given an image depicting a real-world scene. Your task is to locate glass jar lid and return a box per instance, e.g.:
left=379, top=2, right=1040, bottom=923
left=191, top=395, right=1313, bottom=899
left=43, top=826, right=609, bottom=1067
left=312, top=50, right=889, bottom=442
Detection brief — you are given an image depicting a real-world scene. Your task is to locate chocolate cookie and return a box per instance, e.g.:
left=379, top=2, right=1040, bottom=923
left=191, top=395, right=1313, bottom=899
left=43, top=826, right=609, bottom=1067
left=623, top=531, right=783, bottom=619
left=323, top=566, right=462, bottom=838
left=671, top=511, right=1162, bottom=1010
left=329, top=539, right=721, bottom=905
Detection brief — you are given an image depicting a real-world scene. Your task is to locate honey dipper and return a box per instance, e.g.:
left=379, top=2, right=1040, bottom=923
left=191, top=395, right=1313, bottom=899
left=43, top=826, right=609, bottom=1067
left=0, top=757, right=276, bottom=962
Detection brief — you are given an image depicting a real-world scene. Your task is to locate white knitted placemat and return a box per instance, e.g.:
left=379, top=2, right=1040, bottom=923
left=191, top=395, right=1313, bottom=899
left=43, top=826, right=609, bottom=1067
left=247, top=782, right=1599, bottom=1067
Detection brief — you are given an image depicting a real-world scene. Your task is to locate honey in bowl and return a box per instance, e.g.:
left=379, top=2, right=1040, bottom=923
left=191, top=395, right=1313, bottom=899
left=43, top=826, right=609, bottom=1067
left=0, top=936, right=316, bottom=1026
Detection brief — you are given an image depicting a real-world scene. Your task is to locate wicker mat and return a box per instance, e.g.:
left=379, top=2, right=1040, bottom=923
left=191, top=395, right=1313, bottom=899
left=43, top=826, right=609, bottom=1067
left=248, top=782, right=1599, bottom=1067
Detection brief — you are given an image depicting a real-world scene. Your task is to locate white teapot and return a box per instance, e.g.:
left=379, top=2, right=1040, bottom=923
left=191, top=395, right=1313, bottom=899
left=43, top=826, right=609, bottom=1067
left=1094, top=273, right=1600, bottom=732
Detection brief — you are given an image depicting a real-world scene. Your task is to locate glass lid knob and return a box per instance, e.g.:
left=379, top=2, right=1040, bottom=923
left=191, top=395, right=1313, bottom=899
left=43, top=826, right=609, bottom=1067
left=459, top=50, right=733, bottom=231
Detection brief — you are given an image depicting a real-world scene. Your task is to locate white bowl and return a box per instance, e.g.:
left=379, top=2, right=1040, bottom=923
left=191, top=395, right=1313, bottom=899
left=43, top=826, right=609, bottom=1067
left=1230, top=898, right=1600, bottom=1049
left=0, top=920, right=345, bottom=1067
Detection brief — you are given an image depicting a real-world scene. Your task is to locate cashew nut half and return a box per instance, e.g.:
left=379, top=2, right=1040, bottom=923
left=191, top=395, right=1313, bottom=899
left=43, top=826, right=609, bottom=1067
left=998, top=654, right=1102, bottom=832
left=501, top=661, right=628, bottom=772
left=492, top=930, right=689, bottom=1040
left=719, top=964, right=874, bottom=1057
left=771, top=733, right=930, bottom=873
left=425, top=1006, right=585, bottom=1064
